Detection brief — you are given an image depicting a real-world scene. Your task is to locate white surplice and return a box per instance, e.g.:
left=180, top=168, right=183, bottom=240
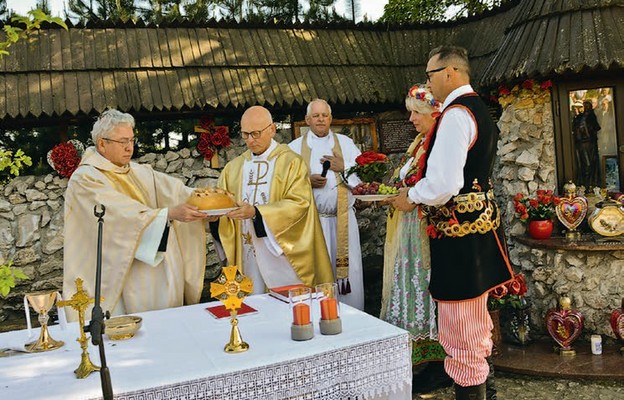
left=289, top=131, right=365, bottom=310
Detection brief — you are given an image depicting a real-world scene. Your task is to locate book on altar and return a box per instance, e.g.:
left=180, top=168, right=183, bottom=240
left=205, top=303, right=258, bottom=319
left=268, top=284, right=318, bottom=303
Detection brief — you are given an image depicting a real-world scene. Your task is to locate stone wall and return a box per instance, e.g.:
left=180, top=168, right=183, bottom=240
left=0, top=128, right=388, bottom=329
left=495, top=82, right=623, bottom=340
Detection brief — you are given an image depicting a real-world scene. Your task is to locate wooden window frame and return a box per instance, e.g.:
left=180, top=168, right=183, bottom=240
left=552, top=78, right=624, bottom=192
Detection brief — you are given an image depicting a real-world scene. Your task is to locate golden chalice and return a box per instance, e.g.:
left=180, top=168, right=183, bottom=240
left=25, top=291, right=64, bottom=352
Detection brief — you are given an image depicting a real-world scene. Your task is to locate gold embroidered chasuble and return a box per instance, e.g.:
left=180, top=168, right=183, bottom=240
left=62, top=147, right=206, bottom=321
left=217, top=144, right=334, bottom=287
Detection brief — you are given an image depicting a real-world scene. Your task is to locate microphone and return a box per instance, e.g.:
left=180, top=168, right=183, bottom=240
left=321, top=160, right=331, bottom=178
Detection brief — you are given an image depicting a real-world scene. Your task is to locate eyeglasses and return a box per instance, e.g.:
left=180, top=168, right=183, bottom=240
left=241, top=123, right=273, bottom=140
left=425, top=66, right=447, bottom=82
left=103, top=137, right=137, bottom=146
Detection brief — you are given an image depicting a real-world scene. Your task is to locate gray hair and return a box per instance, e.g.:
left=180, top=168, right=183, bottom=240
left=306, top=99, right=332, bottom=116
left=91, top=109, right=135, bottom=142
left=429, top=45, right=471, bottom=78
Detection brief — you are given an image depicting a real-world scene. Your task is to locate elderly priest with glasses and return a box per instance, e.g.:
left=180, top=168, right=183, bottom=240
left=62, top=109, right=210, bottom=322
left=211, top=105, right=334, bottom=293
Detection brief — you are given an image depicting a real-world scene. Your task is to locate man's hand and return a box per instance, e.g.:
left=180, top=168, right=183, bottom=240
left=168, top=203, right=209, bottom=222
left=226, top=202, right=256, bottom=220
left=310, top=174, right=327, bottom=188
left=320, top=154, right=345, bottom=173
left=390, top=188, right=417, bottom=212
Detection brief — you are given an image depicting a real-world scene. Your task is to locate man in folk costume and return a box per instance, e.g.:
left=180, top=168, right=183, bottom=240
left=288, top=99, right=365, bottom=310
left=391, top=46, right=513, bottom=400
left=63, top=109, right=209, bottom=322
left=214, top=106, right=334, bottom=293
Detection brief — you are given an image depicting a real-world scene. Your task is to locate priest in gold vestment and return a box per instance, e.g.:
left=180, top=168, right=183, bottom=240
left=63, top=109, right=209, bottom=321
left=214, top=106, right=334, bottom=292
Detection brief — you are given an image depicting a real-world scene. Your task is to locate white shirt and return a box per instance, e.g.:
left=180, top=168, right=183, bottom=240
left=408, top=84, right=477, bottom=206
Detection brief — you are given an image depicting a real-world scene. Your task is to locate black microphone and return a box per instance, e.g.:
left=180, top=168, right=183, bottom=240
left=321, top=160, right=331, bottom=177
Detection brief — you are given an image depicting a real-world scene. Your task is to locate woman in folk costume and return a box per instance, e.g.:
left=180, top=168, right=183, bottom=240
left=380, top=84, right=452, bottom=394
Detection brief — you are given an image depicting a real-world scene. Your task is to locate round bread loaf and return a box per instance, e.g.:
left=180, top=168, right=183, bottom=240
left=187, top=187, right=236, bottom=210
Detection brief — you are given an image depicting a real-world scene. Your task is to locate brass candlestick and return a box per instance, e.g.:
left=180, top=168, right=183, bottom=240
left=210, top=265, right=254, bottom=353
left=25, top=291, right=64, bottom=352
left=57, top=278, right=100, bottom=379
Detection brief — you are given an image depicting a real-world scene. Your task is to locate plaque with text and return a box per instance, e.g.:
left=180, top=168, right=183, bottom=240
left=379, top=119, right=418, bottom=154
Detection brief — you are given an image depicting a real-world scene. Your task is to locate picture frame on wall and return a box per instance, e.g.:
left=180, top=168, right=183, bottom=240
left=293, top=117, right=378, bottom=152
left=602, top=155, right=620, bottom=191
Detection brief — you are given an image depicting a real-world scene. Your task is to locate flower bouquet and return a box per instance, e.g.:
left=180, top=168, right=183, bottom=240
left=195, top=116, right=230, bottom=167
left=488, top=273, right=532, bottom=346
left=488, top=273, right=528, bottom=310
left=513, top=189, right=560, bottom=223
left=47, top=139, right=84, bottom=178
left=346, top=151, right=390, bottom=183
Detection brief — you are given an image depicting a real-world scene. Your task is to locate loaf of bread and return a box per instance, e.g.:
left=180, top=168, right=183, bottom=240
left=187, top=187, right=236, bottom=210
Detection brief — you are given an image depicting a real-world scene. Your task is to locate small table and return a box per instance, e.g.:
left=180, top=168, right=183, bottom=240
left=0, top=294, right=411, bottom=399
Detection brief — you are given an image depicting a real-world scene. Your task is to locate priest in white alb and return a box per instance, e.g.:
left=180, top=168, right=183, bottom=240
left=288, top=99, right=365, bottom=310
left=213, top=106, right=334, bottom=293
left=62, top=109, right=210, bottom=321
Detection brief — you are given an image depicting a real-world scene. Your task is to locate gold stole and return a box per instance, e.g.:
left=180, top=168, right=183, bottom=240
left=300, top=133, right=350, bottom=285
left=101, top=169, right=150, bottom=206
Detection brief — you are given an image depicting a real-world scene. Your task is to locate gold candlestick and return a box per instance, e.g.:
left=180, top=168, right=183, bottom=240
left=210, top=265, right=253, bottom=353
left=57, top=278, right=100, bottom=379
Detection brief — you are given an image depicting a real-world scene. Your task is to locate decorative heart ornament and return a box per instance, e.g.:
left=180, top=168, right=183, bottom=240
left=545, top=296, right=584, bottom=350
left=555, top=196, right=587, bottom=230
left=610, top=298, right=624, bottom=342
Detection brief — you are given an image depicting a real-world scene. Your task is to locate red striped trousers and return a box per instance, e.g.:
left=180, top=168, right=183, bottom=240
left=437, top=293, right=492, bottom=387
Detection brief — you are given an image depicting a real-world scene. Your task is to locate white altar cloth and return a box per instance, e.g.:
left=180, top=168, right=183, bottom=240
left=0, top=294, right=411, bottom=400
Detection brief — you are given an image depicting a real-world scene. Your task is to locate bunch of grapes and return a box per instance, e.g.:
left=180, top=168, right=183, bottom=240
left=377, top=183, right=399, bottom=195
left=351, top=182, right=399, bottom=195
left=352, top=182, right=379, bottom=195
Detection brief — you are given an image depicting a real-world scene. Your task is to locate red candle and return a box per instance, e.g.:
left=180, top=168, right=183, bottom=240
left=320, top=298, right=338, bottom=320
left=292, top=303, right=310, bottom=325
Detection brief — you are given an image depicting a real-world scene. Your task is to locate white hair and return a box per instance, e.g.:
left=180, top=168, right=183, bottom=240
left=91, top=109, right=135, bottom=142
left=306, top=99, right=332, bottom=116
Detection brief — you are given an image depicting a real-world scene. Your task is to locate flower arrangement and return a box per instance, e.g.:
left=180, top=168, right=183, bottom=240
left=346, top=151, right=391, bottom=183
left=195, top=116, right=230, bottom=161
left=513, top=189, right=560, bottom=223
left=407, top=84, right=441, bottom=109
left=47, top=139, right=84, bottom=178
left=494, top=79, right=553, bottom=108
left=488, top=273, right=528, bottom=310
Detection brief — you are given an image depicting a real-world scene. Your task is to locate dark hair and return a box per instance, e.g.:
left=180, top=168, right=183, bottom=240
left=429, top=45, right=471, bottom=77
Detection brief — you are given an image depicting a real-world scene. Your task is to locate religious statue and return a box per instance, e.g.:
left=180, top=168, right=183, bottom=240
left=572, top=100, right=601, bottom=189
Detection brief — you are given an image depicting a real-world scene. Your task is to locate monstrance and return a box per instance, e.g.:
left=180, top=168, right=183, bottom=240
left=210, top=265, right=253, bottom=353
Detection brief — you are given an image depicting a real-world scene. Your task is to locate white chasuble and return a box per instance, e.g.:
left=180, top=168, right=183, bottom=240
left=242, top=141, right=302, bottom=293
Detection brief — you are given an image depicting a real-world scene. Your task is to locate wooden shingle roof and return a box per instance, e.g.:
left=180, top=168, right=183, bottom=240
left=479, top=0, right=624, bottom=85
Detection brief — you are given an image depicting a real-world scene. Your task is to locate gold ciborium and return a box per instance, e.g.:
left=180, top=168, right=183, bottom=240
left=210, top=265, right=253, bottom=353
left=25, top=291, right=64, bottom=352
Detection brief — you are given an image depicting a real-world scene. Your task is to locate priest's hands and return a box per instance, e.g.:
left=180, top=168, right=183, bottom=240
left=226, top=202, right=255, bottom=220
left=320, top=154, right=344, bottom=173
left=390, top=188, right=417, bottom=212
left=310, top=174, right=327, bottom=188
left=168, top=204, right=209, bottom=222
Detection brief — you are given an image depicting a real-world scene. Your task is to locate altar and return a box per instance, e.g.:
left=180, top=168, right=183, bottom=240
left=0, top=294, right=412, bottom=400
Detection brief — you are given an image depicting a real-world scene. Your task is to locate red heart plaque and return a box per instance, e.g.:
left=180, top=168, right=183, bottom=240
left=555, top=196, right=588, bottom=231
left=545, top=308, right=584, bottom=350
left=610, top=298, right=624, bottom=342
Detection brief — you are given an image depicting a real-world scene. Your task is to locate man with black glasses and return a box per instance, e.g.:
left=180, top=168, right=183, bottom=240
left=214, top=105, right=334, bottom=293
left=392, top=46, right=513, bottom=400
left=63, top=109, right=210, bottom=322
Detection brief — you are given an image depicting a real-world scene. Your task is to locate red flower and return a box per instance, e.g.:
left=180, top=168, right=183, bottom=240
left=50, top=142, right=82, bottom=178
left=497, top=85, right=511, bottom=96
left=195, top=118, right=230, bottom=160
left=540, top=80, right=553, bottom=89
left=490, top=285, right=508, bottom=300
left=348, top=151, right=390, bottom=183
left=513, top=189, right=559, bottom=223
left=521, top=79, right=536, bottom=90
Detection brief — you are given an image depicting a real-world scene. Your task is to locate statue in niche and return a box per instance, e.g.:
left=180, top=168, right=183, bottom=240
left=572, top=100, right=601, bottom=189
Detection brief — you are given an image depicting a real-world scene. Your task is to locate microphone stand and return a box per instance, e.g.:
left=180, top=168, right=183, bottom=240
left=86, top=205, right=113, bottom=400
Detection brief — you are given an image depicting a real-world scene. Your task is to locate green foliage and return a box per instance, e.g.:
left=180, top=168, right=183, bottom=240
left=0, top=149, right=33, bottom=182
left=0, top=9, right=67, bottom=57
left=381, top=0, right=506, bottom=24
left=0, top=260, right=29, bottom=298
left=68, top=0, right=138, bottom=23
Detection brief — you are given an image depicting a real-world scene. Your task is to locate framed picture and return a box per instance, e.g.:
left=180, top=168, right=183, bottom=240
left=293, top=117, right=378, bottom=152
left=602, top=155, right=620, bottom=191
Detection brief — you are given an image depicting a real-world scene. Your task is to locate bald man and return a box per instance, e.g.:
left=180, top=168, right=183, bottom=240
left=213, top=106, right=334, bottom=293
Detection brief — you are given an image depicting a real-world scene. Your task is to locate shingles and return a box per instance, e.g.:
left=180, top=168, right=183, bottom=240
left=0, top=0, right=622, bottom=120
